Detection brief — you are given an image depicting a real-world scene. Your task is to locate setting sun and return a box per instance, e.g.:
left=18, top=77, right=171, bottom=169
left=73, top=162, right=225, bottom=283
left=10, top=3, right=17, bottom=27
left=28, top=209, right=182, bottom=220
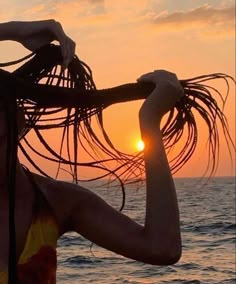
left=136, top=140, right=145, bottom=151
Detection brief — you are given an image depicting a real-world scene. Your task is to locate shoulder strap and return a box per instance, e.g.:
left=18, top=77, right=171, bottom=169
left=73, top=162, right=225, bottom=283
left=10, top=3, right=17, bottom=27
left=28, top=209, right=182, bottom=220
left=22, top=166, right=44, bottom=214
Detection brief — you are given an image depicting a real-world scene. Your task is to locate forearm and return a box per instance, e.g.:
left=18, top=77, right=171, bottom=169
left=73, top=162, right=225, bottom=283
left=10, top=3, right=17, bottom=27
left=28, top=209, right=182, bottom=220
left=140, top=119, right=181, bottom=262
left=68, top=117, right=181, bottom=265
left=0, top=21, right=19, bottom=41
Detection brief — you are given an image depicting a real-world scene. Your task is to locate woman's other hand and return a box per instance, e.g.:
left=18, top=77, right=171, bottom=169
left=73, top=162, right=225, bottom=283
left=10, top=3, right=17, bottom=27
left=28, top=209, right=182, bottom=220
left=138, top=70, right=184, bottom=127
left=15, top=20, right=75, bottom=69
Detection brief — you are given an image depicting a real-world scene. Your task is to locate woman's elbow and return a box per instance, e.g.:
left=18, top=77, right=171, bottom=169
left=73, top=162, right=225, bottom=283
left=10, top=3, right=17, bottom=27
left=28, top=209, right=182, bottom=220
left=160, top=247, right=182, bottom=265
left=143, top=244, right=182, bottom=266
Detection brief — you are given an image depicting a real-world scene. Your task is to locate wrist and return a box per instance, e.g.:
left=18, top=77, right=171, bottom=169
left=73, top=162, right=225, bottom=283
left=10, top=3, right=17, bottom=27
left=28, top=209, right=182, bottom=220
left=139, top=106, right=162, bottom=129
left=139, top=116, right=162, bottom=137
left=0, top=21, right=21, bottom=41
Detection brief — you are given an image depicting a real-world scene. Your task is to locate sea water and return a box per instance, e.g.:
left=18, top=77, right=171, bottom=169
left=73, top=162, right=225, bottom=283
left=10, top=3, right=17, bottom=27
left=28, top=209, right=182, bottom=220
left=57, top=177, right=236, bottom=284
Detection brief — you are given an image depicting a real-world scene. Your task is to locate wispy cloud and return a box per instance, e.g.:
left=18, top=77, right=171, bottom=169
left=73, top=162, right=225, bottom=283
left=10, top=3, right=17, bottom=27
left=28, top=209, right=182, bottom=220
left=0, top=0, right=106, bottom=25
left=1, top=1, right=234, bottom=40
left=23, top=0, right=105, bottom=20
left=147, top=4, right=235, bottom=38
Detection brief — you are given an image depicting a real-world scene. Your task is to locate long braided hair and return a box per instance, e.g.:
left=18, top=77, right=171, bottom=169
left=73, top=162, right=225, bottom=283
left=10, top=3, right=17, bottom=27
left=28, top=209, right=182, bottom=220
left=0, top=44, right=235, bottom=283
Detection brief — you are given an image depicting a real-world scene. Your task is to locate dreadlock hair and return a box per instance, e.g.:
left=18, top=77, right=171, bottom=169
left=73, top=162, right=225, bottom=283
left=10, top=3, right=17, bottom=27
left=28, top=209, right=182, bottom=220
left=0, top=43, right=235, bottom=191
left=0, top=42, right=235, bottom=212
left=0, top=43, right=235, bottom=283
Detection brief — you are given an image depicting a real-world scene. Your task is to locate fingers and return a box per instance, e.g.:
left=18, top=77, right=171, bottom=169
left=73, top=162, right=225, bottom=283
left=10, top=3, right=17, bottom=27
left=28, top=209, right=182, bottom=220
left=137, top=70, right=180, bottom=88
left=137, top=72, right=154, bottom=82
left=49, top=20, right=76, bottom=69
left=137, top=70, right=177, bottom=82
left=137, top=69, right=184, bottom=99
left=63, top=37, right=76, bottom=69
left=16, top=20, right=76, bottom=68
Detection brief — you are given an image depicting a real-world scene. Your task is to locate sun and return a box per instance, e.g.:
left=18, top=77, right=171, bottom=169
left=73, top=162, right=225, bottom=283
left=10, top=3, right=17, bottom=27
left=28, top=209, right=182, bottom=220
left=136, top=140, right=145, bottom=151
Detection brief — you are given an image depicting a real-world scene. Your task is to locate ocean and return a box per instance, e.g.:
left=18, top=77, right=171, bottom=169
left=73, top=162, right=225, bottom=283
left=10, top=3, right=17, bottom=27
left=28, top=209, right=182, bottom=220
left=56, top=177, right=236, bottom=284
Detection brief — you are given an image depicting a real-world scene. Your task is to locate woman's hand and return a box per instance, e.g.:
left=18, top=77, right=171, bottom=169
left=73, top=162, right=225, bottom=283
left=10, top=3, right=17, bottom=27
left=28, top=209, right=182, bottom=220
left=12, top=20, right=75, bottom=69
left=138, top=70, right=184, bottom=127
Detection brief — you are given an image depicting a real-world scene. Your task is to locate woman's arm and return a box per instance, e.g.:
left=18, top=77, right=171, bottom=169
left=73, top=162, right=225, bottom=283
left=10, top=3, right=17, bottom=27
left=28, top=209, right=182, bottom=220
left=51, top=70, right=183, bottom=265
left=138, top=70, right=183, bottom=263
left=0, top=20, right=75, bottom=69
left=0, top=22, right=19, bottom=41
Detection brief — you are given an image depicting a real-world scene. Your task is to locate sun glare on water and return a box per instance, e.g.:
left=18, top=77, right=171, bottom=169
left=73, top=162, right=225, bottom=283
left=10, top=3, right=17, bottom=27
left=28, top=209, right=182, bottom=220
left=136, top=140, right=145, bottom=151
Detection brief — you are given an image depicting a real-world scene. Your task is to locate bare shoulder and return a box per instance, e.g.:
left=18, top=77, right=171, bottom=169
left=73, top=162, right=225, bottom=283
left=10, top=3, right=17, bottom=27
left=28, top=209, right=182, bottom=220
left=32, top=173, right=93, bottom=234
left=32, top=173, right=89, bottom=202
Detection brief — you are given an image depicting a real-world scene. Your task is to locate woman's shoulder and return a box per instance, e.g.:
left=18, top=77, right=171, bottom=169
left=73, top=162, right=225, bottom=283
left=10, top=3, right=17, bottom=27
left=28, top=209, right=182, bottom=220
left=32, top=173, right=88, bottom=201
left=31, top=173, right=90, bottom=233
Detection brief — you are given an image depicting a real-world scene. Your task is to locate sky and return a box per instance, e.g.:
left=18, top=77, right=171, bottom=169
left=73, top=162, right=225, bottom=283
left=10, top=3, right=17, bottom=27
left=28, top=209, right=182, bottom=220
left=0, top=0, right=235, bottom=179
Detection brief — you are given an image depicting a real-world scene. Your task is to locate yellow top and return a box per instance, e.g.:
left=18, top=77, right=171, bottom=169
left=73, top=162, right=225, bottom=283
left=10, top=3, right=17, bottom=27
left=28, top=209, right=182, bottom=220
left=0, top=172, right=59, bottom=284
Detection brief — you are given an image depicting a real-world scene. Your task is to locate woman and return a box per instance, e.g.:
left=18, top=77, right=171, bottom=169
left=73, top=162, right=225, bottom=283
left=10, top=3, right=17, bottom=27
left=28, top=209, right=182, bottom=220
left=0, top=20, right=182, bottom=283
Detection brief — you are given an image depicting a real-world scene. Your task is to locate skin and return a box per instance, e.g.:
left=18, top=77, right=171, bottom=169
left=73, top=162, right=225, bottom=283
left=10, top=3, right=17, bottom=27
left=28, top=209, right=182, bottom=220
left=0, top=20, right=182, bottom=272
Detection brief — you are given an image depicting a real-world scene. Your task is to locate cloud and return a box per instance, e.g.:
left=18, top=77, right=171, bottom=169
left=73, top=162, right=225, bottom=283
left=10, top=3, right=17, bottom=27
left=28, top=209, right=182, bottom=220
left=1, top=1, right=234, bottom=41
left=0, top=0, right=106, bottom=24
left=104, top=0, right=147, bottom=18
left=23, top=4, right=47, bottom=17
left=148, top=4, right=235, bottom=38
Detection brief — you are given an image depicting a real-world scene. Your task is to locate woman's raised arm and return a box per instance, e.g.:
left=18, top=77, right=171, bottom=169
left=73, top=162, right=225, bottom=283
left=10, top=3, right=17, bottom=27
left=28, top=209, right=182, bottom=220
left=138, top=70, right=183, bottom=263
left=52, top=70, right=183, bottom=265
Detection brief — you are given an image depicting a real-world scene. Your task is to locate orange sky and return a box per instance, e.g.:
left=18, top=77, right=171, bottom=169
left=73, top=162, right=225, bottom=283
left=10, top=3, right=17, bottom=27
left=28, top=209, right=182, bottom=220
left=0, top=0, right=235, bottom=179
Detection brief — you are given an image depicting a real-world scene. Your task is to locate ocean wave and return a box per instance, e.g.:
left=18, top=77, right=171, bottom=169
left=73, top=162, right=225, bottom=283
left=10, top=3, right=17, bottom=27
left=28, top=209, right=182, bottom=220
left=160, top=280, right=203, bottom=284
left=216, top=280, right=236, bottom=284
left=176, top=262, right=201, bottom=270
left=63, top=255, right=103, bottom=267
left=186, top=222, right=235, bottom=234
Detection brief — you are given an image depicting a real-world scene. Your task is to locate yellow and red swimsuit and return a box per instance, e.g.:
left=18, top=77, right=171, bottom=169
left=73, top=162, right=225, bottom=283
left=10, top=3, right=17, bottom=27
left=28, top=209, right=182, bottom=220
left=0, top=173, right=59, bottom=284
